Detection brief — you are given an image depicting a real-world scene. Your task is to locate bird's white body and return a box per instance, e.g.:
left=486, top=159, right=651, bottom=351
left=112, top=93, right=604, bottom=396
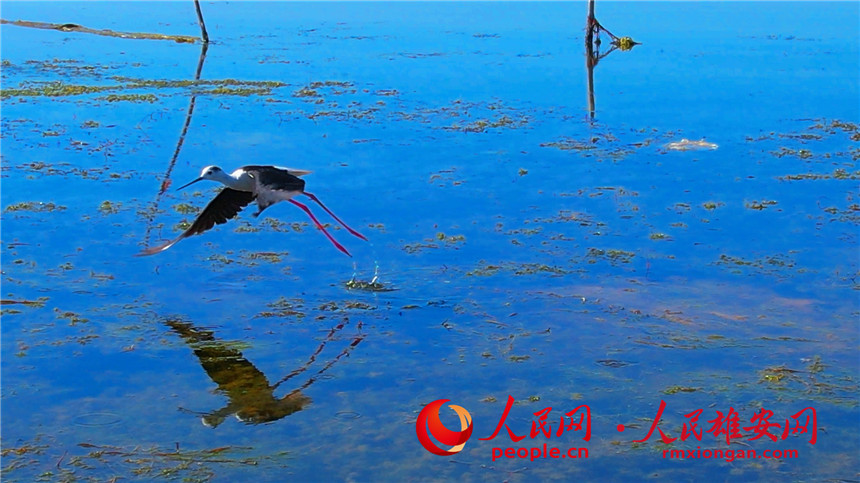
left=195, top=165, right=311, bottom=194
left=138, top=164, right=365, bottom=257
left=221, top=167, right=256, bottom=191
left=188, top=165, right=315, bottom=215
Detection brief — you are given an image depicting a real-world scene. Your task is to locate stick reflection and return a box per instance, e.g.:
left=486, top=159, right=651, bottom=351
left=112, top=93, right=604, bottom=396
left=141, top=41, right=209, bottom=247
left=165, top=319, right=364, bottom=427
left=585, top=0, right=639, bottom=120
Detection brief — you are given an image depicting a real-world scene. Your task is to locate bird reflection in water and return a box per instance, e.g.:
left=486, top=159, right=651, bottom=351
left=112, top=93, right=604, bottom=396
left=165, top=319, right=364, bottom=427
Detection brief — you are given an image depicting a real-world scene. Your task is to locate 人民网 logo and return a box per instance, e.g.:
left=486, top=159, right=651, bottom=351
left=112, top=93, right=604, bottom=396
left=415, top=399, right=473, bottom=455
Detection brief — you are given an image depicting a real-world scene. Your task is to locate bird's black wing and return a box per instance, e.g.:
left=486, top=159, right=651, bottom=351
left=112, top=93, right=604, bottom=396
left=244, top=166, right=305, bottom=192
left=185, top=188, right=256, bottom=236
left=137, top=188, right=256, bottom=256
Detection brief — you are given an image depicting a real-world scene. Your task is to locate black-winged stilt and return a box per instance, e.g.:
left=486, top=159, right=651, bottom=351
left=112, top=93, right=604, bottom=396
left=137, top=165, right=367, bottom=257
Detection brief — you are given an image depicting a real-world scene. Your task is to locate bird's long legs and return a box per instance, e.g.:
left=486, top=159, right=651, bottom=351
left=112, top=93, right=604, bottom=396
left=302, top=192, right=368, bottom=241
left=289, top=199, right=352, bottom=257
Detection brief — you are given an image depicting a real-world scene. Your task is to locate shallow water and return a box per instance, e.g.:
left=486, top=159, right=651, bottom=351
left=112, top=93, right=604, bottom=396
left=2, top=2, right=858, bottom=481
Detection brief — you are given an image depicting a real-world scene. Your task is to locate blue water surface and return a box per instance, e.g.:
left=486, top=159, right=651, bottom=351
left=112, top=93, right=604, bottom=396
left=1, top=2, right=858, bottom=481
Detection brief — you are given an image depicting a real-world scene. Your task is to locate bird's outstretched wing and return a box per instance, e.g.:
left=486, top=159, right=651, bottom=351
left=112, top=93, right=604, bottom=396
left=137, top=188, right=256, bottom=256
left=244, top=166, right=306, bottom=192
left=244, top=165, right=312, bottom=178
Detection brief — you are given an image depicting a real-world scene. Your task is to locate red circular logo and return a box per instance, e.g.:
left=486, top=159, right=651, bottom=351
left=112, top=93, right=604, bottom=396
left=416, top=399, right=473, bottom=455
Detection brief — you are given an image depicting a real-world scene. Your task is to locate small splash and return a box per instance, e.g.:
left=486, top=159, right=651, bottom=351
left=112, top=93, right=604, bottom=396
left=664, top=138, right=719, bottom=151
left=344, top=277, right=395, bottom=292
left=346, top=260, right=396, bottom=292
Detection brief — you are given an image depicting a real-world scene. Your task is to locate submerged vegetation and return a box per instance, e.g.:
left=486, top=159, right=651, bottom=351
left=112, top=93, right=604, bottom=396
left=1, top=3, right=857, bottom=482
left=1, top=440, right=288, bottom=482
left=1, top=75, right=287, bottom=100
left=4, top=201, right=66, bottom=213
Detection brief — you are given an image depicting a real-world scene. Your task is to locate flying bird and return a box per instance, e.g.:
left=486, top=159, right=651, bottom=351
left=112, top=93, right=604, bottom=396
left=138, top=165, right=367, bottom=257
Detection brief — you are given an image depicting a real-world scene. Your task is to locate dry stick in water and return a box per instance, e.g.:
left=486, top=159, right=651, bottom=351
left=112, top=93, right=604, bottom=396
left=0, top=19, right=199, bottom=43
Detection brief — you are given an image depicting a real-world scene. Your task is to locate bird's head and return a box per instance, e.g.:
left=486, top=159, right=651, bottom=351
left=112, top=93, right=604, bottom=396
left=178, top=165, right=226, bottom=190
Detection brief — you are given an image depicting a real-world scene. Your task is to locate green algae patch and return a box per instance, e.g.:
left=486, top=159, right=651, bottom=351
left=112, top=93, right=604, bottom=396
left=745, top=199, right=778, bottom=210
left=12, top=58, right=115, bottom=78
left=806, top=355, right=826, bottom=374
left=465, top=260, right=567, bottom=277
left=100, top=93, right=157, bottom=103
left=318, top=300, right=375, bottom=312
left=244, top=251, right=288, bottom=264
left=309, top=80, right=354, bottom=89
left=259, top=217, right=306, bottom=233
left=4, top=201, right=67, bottom=213
left=771, top=147, right=814, bottom=159
left=403, top=232, right=467, bottom=253
left=98, top=200, right=121, bottom=214
left=824, top=119, right=860, bottom=134
left=402, top=242, right=438, bottom=254
left=232, top=221, right=261, bottom=233
left=206, top=86, right=273, bottom=96
left=587, top=248, right=636, bottom=264
left=760, top=366, right=802, bottom=384
left=173, top=203, right=200, bottom=215
left=111, top=76, right=286, bottom=90
left=541, top=138, right=597, bottom=152
left=445, top=114, right=526, bottom=133
left=294, top=87, right=320, bottom=98
left=54, top=308, right=89, bottom=326
left=716, top=253, right=795, bottom=272
left=428, top=167, right=466, bottom=187
left=757, top=357, right=858, bottom=406
left=174, top=221, right=192, bottom=231
left=663, top=385, right=699, bottom=395
left=778, top=168, right=860, bottom=181
left=541, top=133, right=656, bottom=161
left=513, top=263, right=567, bottom=276
left=2, top=77, right=287, bottom=100
left=1, top=440, right=285, bottom=483
left=466, top=261, right=502, bottom=277
left=435, top=232, right=466, bottom=244
left=205, top=254, right=234, bottom=266
left=257, top=296, right=305, bottom=319
left=1, top=81, right=115, bottom=98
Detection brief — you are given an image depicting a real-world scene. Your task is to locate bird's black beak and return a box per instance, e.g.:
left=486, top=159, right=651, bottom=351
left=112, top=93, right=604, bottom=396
left=177, top=177, right=203, bottom=191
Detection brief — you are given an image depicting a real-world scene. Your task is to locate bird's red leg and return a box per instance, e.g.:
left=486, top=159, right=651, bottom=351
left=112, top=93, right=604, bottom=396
left=289, top=199, right=352, bottom=257
left=302, top=192, right=368, bottom=241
